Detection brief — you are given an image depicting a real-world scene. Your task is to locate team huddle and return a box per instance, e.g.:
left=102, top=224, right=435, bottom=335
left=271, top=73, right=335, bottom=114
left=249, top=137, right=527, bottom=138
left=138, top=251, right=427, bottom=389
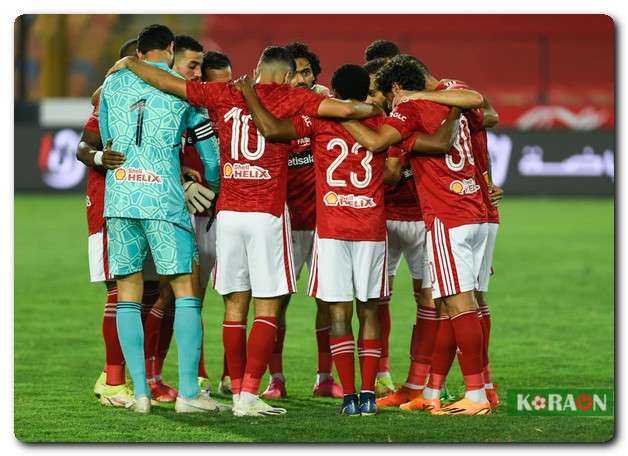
left=77, top=23, right=504, bottom=417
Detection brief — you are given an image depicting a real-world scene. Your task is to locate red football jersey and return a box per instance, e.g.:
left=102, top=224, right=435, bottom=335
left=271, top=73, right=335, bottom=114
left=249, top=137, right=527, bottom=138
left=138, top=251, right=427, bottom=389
left=292, top=114, right=387, bottom=241
left=384, top=146, right=422, bottom=222
left=187, top=81, right=324, bottom=218
left=83, top=109, right=107, bottom=235
left=287, top=136, right=316, bottom=231
left=436, top=80, right=499, bottom=224
left=386, top=99, right=486, bottom=229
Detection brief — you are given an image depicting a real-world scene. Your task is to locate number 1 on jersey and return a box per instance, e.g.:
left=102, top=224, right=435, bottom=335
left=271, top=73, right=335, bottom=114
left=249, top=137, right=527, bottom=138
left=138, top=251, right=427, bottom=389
left=130, top=99, right=147, bottom=146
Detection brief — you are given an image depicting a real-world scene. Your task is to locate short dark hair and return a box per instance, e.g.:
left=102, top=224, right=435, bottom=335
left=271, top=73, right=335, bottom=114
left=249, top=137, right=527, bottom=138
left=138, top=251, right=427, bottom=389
left=202, top=51, right=231, bottom=72
left=174, top=35, right=203, bottom=55
left=376, top=55, right=426, bottom=95
left=364, top=40, right=400, bottom=62
left=407, top=55, right=431, bottom=77
left=137, top=24, right=175, bottom=54
left=363, top=58, right=388, bottom=76
left=259, top=46, right=295, bottom=72
left=119, top=38, right=138, bottom=59
left=331, top=64, right=370, bottom=101
left=285, top=42, right=322, bottom=78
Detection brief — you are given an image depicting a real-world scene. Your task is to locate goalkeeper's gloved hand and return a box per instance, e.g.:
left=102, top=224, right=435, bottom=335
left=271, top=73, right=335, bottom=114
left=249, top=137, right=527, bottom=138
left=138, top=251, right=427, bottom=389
left=183, top=181, right=215, bottom=214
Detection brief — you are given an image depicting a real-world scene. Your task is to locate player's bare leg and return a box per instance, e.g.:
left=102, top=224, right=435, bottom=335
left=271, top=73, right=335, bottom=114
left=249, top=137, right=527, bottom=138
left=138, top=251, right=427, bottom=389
left=431, top=291, right=490, bottom=416
left=313, top=299, right=343, bottom=398
left=261, top=294, right=289, bottom=399
left=167, top=265, right=223, bottom=413
left=356, top=299, right=382, bottom=415
left=475, top=290, right=499, bottom=408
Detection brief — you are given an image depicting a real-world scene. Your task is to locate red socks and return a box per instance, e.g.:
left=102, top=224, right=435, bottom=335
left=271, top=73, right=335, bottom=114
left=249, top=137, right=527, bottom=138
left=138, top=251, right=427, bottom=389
left=103, top=287, right=125, bottom=386
left=377, top=298, right=391, bottom=373
left=405, top=306, right=440, bottom=387
left=223, top=320, right=247, bottom=394
left=154, top=306, right=175, bottom=378
left=316, top=326, right=332, bottom=374
left=451, top=311, right=485, bottom=391
left=358, top=339, right=381, bottom=393
left=221, top=352, right=229, bottom=380
left=143, top=306, right=163, bottom=379
left=241, top=317, right=278, bottom=395
left=427, top=317, right=457, bottom=390
left=330, top=335, right=356, bottom=395
left=269, top=325, right=286, bottom=375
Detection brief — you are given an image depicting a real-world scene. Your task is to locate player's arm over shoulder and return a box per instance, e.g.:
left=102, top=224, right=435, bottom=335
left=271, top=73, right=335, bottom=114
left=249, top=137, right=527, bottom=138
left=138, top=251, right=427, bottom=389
left=405, top=106, right=462, bottom=155
left=316, top=97, right=383, bottom=120
left=235, top=80, right=299, bottom=141
left=112, top=56, right=188, bottom=100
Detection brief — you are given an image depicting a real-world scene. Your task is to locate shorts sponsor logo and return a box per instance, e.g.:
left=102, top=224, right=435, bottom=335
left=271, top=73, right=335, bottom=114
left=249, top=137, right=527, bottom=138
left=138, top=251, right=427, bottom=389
left=86, top=195, right=92, bottom=207
left=323, top=191, right=376, bottom=209
left=114, top=168, right=161, bottom=184
left=223, top=162, right=270, bottom=180
left=449, top=177, right=480, bottom=195
left=508, top=388, right=613, bottom=416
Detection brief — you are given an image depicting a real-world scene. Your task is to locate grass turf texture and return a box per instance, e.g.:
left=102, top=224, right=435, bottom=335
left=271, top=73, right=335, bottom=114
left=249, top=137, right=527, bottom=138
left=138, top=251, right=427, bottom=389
left=14, top=195, right=614, bottom=443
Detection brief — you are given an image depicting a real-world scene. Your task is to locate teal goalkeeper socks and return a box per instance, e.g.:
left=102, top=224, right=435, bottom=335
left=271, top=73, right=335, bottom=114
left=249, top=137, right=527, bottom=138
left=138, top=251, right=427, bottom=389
left=174, top=297, right=203, bottom=399
left=115, top=302, right=149, bottom=399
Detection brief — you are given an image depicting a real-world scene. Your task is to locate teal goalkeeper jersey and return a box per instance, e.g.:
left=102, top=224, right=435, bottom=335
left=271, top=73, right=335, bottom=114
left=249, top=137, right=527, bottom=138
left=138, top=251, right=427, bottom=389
left=99, top=60, right=218, bottom=230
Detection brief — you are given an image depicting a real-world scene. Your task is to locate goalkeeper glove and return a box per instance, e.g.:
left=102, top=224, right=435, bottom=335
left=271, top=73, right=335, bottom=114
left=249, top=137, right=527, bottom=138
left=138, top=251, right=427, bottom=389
left=183, top=181, right=215, bottom=214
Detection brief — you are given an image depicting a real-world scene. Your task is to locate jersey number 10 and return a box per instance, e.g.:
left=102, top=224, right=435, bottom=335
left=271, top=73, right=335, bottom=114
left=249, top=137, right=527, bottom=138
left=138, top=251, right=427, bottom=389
left=224, top=107, right=266, bottom=161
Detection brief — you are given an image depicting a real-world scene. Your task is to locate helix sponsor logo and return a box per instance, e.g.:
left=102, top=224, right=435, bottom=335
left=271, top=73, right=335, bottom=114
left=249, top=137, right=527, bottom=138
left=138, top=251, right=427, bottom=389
left=223, top=163, right=271, bottom=180
left=323, top=191, right=376, bottom=209
left=114, top=168, right=161, bottom=184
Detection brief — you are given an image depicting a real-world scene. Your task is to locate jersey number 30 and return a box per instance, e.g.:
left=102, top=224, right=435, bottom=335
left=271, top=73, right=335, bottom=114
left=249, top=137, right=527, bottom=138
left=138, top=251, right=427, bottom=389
left=224, top=107, right=266, bottom=160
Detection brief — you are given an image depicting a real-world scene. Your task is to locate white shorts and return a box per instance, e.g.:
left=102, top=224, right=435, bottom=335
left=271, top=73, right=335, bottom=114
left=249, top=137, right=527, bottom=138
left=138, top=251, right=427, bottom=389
left=308, top=233, right=389, bottom=302
left=425, top=219, right=488, bottom=299
left=477, top=223, right=499, bottom=292
left=292, top=230, right=314, bottom=280
left=386, top=219, right=427, bottom=281
left=212, top=208, right=296, bottom=298
left=88, top=227, right=158, bottom=283
left=193, top=214, right=217, bottom=289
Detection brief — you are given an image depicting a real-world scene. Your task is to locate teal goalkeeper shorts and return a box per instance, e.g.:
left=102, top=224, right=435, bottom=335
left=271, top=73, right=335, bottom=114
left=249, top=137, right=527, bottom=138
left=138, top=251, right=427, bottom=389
left=106, top=217, right=199, bottom=277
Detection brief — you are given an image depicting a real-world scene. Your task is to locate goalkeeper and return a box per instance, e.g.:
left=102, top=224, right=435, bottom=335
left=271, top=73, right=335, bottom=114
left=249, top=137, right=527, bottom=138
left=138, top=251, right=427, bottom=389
left=99, top=23, right=222, bottom=414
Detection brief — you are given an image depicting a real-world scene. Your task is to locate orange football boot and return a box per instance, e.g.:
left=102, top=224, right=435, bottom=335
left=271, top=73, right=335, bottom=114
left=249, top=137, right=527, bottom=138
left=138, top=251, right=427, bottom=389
left=399, top=393, right=442, bottom=412
left=375, top=386, right=422, bottom=408
left=431, top=397, right=491, bottom=416
left=486, top=387, right=501, bottom=409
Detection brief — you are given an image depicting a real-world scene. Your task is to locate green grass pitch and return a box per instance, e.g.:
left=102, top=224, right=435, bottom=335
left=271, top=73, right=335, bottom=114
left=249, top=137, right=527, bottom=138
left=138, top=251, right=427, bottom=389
left=14, top=195, right=614, bottom=443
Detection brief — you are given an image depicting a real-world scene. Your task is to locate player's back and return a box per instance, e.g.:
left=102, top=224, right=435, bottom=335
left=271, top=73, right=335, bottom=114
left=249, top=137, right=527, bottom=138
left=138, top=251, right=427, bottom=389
left=187, top=81, right=324, bottom=218
left=398, top=99, right=486, bottom=227
left=99, top=61, right=192, bottom=228
left=294, top=114, right=387, bottom=242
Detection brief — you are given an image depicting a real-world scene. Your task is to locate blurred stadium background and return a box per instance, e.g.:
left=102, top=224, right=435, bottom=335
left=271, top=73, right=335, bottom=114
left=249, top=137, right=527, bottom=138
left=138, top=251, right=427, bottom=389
left=15, top=14, right=614, bottom=194
left=13, top=14, right=614, bottom=442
